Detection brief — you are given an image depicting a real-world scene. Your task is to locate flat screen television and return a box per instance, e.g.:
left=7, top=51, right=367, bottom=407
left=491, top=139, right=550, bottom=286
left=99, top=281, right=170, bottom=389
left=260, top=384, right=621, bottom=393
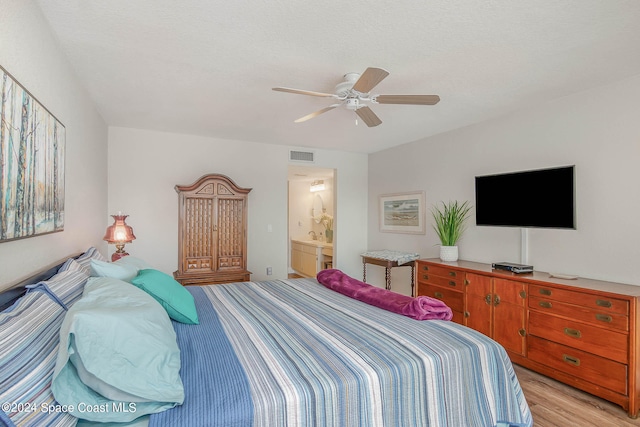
left=475, top=165, right=575, bottom=229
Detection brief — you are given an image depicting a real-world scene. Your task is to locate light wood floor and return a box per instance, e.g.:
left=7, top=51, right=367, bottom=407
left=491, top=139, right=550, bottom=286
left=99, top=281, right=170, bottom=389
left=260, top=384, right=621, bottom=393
left=514, top=364, right=640, bottom=426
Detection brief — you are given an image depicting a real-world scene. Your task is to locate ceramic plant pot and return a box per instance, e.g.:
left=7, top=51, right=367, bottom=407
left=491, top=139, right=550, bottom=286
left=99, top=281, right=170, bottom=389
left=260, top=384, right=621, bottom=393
left=439, top=245, right=458, bottom=262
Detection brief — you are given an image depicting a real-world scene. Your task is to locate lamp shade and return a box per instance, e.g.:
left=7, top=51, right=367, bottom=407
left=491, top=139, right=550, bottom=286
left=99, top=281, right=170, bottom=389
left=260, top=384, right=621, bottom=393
left=103, top=214, right=136, bottom=244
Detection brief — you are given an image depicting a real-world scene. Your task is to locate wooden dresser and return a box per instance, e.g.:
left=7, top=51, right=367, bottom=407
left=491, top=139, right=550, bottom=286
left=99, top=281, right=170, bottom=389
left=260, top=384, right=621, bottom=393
left=416, top=258, right=640, bottom=417
left=173, top=174, right=251, bottom=285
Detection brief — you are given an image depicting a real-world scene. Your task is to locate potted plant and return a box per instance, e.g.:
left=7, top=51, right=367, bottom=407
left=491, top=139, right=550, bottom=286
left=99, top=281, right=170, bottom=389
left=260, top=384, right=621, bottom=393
left=318, top=212, right=334, bottom=243
left=431, top=200, right=472, bottom=262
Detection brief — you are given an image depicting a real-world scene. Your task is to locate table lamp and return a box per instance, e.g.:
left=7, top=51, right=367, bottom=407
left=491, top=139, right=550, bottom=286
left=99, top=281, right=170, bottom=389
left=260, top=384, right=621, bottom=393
left=103, top=213, right=136, bottom=262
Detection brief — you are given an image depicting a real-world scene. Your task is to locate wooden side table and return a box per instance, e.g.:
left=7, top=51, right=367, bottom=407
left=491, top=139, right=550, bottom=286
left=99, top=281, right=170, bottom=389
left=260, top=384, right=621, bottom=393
left=361, top=250, right=419, bottom=296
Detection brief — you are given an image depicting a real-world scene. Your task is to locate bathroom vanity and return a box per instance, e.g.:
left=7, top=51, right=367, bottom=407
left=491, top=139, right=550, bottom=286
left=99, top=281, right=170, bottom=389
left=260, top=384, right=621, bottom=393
left=291, top=239, right=333, bottom=278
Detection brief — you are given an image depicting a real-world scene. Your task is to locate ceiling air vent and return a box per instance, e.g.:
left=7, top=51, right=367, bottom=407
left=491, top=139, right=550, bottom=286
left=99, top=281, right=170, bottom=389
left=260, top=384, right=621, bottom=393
left=289, top=150, right=315, bottom=163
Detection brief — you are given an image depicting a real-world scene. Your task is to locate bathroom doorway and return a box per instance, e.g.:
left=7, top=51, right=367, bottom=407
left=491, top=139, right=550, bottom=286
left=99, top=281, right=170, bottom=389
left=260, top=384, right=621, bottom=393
left=287, top=165, right=336, bottom=278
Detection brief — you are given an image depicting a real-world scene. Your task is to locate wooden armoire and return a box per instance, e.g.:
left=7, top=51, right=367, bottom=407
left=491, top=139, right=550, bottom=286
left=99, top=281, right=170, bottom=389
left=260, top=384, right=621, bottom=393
left=173, top=174, right=251, bottom=285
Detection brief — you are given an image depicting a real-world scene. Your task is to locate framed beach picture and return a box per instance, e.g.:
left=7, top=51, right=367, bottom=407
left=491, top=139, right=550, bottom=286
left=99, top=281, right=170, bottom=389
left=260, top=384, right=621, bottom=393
left=379, top=191, right=425, bottom=234
left=0, top=65, right=65, bottom=242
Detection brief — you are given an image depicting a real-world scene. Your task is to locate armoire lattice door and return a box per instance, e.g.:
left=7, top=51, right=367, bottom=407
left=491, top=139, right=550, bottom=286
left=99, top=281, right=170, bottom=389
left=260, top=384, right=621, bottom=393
left=173, top=174, right=252, bottom=285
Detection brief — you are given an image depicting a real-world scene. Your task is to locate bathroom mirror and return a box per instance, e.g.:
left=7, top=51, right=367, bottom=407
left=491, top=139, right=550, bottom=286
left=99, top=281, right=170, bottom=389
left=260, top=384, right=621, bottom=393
left=312, top=194, right=324, bottom=223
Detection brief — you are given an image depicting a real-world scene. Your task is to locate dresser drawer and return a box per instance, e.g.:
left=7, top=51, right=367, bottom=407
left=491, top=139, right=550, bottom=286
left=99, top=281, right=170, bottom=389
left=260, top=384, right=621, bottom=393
left=528, top=336, right=627, bottom=395
left=528, top=311, right=628, bottom=363
left=529, top=284, right=628, bottom=315
left=530, top=295, right=628, bottom=331
left=417, top=283, right=463, bottom=313
left=417, top=263, right=463, bottom=280
left=417, top=272, right=464, bottom=289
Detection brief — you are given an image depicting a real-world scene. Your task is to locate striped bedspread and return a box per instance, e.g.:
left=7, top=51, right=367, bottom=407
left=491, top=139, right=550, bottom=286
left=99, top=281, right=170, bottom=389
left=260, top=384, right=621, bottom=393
left=150, top=278, right=532, bottom=427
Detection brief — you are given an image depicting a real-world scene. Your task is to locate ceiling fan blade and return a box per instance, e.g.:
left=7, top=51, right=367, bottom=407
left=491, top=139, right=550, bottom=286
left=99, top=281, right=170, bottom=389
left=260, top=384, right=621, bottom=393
left=352, top=67, right=389, bottom=93
left=355, top=106, right=382, bottom=127
left=272, top=87, right=335, bottom=97
left=294, top=104, right=341, bottom=123
left=375, top=95, right=441, bottom=105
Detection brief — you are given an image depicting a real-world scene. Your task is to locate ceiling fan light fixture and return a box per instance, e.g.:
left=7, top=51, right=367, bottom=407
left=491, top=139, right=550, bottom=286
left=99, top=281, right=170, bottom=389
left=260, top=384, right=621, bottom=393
left=346, top=98, right=359, bottom=110
left=335, top=74, right=359, bottom=97
left=273, top=67, right=440, bottom=128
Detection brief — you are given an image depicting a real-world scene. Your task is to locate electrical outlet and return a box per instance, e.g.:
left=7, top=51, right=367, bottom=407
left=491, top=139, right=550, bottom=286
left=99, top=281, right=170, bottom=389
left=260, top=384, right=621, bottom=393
left=266, top=267, right=272, bottom=275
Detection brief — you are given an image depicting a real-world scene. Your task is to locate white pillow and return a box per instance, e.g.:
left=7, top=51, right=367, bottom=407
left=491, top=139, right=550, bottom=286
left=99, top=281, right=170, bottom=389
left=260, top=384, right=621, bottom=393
left=90, top=256, right=152, bottom=282
left=115, top=255, right=153, bottom=270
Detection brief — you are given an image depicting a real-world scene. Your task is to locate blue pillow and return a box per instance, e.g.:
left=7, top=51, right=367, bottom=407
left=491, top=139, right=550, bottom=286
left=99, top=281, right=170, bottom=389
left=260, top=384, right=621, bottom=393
left=52, top=277, right=184, bottom=422
left=27, top=260, right=90, bottom=308
left=72, top=247, right=108, bottom=275
left=131, top=269, right=199, bottom=325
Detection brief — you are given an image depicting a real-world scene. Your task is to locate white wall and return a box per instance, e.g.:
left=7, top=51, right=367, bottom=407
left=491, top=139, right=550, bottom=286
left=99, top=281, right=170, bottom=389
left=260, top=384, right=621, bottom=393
left=368, top=74, right=640, bottom=294
left=107, top=127, right=368, bottom=282
left=0, top=0, right=108, bottom=289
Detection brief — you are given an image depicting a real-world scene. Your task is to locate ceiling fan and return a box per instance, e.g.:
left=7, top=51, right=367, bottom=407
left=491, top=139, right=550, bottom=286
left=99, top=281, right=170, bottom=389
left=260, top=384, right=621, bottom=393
left=272, top=67, right=440, bottom=127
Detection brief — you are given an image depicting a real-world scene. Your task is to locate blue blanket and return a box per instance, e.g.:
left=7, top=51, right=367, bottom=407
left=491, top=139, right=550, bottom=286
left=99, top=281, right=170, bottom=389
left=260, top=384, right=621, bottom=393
left=150, top=279, right=532, bottom=427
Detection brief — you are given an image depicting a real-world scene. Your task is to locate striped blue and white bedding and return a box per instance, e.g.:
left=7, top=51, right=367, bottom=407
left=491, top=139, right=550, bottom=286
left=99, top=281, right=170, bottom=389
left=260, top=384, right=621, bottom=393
left=0, top=290, right=78, bottom=427
left=150, top=278, right=532, bottom=427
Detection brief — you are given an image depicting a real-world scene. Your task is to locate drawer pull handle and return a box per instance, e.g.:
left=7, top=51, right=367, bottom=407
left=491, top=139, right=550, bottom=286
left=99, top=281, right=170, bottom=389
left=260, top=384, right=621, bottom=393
left=494, top=295, right=501, bottom=306
left=539, top=301, right=553, bottom=309
left=448, top=280, right=456, bottom=287
left=518, top=328, right=526, bottom=337
left=564, top=327, right=582, bottom=339
left=519, top=290, right=526, bottom=299
left=422, top=274, right=429, bottom=280
left=595, top=313, right=612, bottom=323
left=464, top=279, right=470, bottom=285
left=434, top=292, right=444, bottom=299
left=596, top=299, right=612, bottom=308
left=422, top=266, right=429, bottom=271
left=464, top=311, right=470, bottom=318
left=448, top=271, right=457, bottom=277
left=562, top=354, right=581, bottom=366
left=539, top=289, right=552, bottom=296
left=485, top=294, right=492, bottom=305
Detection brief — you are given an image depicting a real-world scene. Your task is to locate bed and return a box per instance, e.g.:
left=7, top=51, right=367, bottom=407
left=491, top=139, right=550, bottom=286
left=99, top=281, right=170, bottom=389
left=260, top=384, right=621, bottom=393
left=0, top=248, right=532, bottom=427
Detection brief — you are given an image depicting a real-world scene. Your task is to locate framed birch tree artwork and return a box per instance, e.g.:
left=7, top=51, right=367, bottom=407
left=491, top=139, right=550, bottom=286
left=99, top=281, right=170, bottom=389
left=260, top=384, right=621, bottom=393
left=0, top=65, right=65, bottom=242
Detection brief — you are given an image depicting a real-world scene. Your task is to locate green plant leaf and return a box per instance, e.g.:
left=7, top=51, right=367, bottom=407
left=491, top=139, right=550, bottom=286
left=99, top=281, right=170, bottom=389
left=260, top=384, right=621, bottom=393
left=431, top=200, right=472, bottom=246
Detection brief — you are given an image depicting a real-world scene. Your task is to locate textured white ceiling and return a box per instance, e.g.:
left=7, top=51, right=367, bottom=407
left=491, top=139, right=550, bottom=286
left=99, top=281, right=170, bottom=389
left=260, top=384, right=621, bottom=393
left=35, top=1, right=640, bottom=154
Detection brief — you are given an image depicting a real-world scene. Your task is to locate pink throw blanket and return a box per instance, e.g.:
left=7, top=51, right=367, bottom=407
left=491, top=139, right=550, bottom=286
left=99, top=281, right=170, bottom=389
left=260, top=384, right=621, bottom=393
left=316, top=269, right=453, bottom=321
